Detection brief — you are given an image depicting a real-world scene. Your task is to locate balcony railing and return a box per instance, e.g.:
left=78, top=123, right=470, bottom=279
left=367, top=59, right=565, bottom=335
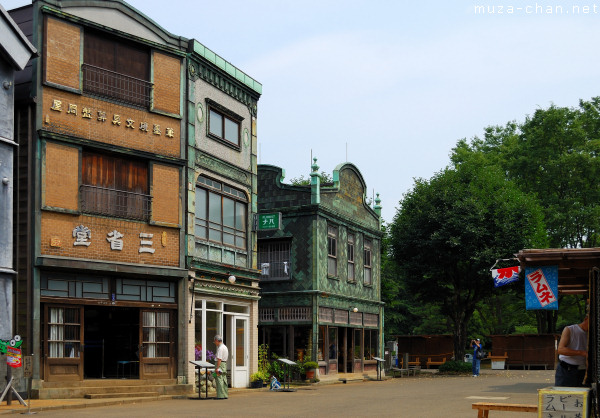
left=82, top=63, right=152, bottom=108
left=80, top=184, right=151, bottom=221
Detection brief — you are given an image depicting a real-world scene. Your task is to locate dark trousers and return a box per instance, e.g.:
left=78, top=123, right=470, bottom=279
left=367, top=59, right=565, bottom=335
left=555, top=361, right=586, bottom=387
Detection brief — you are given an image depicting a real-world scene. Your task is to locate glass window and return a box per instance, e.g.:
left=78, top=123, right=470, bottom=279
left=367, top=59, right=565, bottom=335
left=195, top=177, right=247, bottom=249
left=225, top=304, right=248, bottom=314
left=347, top=233, right=355, bottom=282
left=328, top=328, right=338, bottom=360
left=142, top=311, right=170, bottom=358
left=208, top=107, right=240, bottom=146
left=364, top=240, right=372, bottom=286
left=258, top=240, right=291, bottom=280
left=354, top=329, right=362, bottom=360
left=47, top=307, right=81, bottom=358
left=209, top=110, right=223, bottom=138
left=318, top=326, right=326, bottom=361
left=327, top=225, right=338, bottom=277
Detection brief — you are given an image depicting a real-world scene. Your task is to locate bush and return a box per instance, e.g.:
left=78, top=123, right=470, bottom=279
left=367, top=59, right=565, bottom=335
left=438, top=360, right=472, bottom=374
left=303, top=361, right=318, bottom=370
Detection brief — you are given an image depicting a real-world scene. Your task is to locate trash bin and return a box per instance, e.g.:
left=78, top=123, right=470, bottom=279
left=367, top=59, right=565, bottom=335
left=464, top=353, right=473, bottom=364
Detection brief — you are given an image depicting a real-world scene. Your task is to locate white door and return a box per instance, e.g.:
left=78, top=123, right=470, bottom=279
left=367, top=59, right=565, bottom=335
left=227, top=315, right=249, bottom=388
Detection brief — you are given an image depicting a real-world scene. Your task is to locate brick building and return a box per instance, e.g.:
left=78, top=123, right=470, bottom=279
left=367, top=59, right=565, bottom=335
left=257, top=159, right=384, bottom=375
left=9, top=0, right=189, bottom=393
left=184, top=40, right=262, bottom=388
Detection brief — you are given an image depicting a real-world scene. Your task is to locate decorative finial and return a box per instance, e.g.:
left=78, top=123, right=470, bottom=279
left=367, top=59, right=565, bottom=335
left=311, top=157, right=319, bottom=173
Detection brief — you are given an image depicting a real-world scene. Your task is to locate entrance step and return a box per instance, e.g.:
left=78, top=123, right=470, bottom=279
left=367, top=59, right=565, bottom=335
left=84, top=392, right=159, bottom=399
left=36, top=379, right=193, bottom=399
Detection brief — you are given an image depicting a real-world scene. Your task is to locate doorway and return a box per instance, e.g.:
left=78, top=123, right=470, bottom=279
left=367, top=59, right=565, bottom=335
left=84, top=306, right=139, bottom=379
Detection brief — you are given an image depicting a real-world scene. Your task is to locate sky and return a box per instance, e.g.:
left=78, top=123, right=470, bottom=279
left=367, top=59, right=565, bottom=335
left=4, top=0, right=600, bottom=223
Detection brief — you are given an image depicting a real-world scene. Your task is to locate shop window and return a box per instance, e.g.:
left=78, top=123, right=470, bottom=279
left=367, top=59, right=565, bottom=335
left=83, top=31, right=151, bottom=108
left=258, top=240, right=291, bottom=280
left=328, top=327, right=338, bottom=360
left=142, top=311, right=170, bottom=358
left=195, top=176, right=247, bottom=249
left=327, top=225, right=338, bottom=277
left=318, top=326, right=326, bottom=361
left=47, top=307, right=81, bottom=358
left=365, top=330, right=378, bottom=360
left=354, top=329, right=362, bottom=360
left=80, top=152, right=150, bottom=221
left=364, top=240, right=372, bottom=285
left=347, top=233, right=355, bottom=282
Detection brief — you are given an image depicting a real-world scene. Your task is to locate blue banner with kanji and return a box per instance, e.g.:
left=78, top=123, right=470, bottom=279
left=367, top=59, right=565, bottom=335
left=525, top=265, right=558, bottom=310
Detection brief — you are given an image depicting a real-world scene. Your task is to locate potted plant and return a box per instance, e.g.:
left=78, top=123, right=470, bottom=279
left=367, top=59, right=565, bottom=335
left=303, top=361, right=318, bottom=380
left=250, top=371, right=268, bottom=388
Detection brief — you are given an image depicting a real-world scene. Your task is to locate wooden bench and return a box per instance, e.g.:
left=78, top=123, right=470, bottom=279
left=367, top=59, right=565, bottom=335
left=389, top=367, right=410, bottom=378
left=426, top=357, right=446, bottom=368
left=472, top=402, right=537, bottom=417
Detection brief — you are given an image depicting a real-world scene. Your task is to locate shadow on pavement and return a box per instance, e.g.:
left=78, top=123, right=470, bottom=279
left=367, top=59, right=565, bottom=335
left=485, top=382, right=550, bottom=393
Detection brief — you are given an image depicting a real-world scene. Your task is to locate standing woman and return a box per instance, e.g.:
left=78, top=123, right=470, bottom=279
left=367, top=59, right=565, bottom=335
left=214, top=335, right=229, bottom=399
left=472, top=338, right=483, bottom=377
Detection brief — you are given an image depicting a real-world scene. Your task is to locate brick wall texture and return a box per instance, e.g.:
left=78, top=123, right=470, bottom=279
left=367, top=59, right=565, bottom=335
left=152, top=163, right=180, bottom=225
left=44, top=141, right=78, bottom=210
left=45, top=17, right=80, bottom=90
left=152, top=52, right=181, bottom=115
left=41, top=212, right=179, bottom=267
left=42, top=87, right=181, bottom=158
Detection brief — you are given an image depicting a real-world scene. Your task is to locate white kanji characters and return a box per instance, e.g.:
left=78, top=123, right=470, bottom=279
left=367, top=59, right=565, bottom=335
left=152, top=124, right=161, bottom=135
left=98, top=111, right=107, bottom=122
left=106, top=230, right=124, bottom=251
left=139, top=233, right=155, bottom=254
left=165, top=127, right=174, bottom=138
left=51, top=100, right=62, bottom=112
left=112, top=114, right=121, bottom=126
left=82, top=107, right=92, bottom=119
left=72, top=225, right=91, bottom=247
left=139, top=122, right=149, bottom=132
left=126, top=118, right=135, bottom=129
left=67, top=104, right=77, bottom=116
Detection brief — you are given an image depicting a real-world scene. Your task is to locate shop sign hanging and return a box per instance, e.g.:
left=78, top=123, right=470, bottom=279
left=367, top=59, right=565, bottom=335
left=492, top=266, right=520, bottom=287
left=525, top=265, right=558, bottom=310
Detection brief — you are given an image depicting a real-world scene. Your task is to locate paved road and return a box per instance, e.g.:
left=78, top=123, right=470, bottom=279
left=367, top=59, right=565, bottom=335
left=35, top=370, right=556, bottom=417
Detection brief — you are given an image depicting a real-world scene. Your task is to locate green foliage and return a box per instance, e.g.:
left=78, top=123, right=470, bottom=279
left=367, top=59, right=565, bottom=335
left=258, top=344, right=270, bottom=375
left=250, top=371, right=269, bottom=382
left=389, top=154, right=546, bottom=359
left=303, top=361, right=318, bottom=370
left=513, top=324, right=538, bottom=334
left=268, top=353, right=285, bottom=380
left=288, top=171, right=333, bottom=185
left=438, top=360, right=472, bottom=374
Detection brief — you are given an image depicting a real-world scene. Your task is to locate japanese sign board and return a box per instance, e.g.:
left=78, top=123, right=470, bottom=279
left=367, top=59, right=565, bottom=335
left=255, top=213, right=282, bottom=231
left=492, top=266, right=520, bottom=287
left=23, top=356, right=33, bottom=377
left=525, top=266, right=558, bottom=310
left=538, top=386, right=590, bottom=418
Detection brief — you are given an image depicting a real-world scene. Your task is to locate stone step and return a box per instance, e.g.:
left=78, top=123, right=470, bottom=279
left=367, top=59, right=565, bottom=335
left=41, top=379, right=177, bottom=388
left=84, top=392, right=159, bottom=399
left=37, top=383, right=193, bottom=399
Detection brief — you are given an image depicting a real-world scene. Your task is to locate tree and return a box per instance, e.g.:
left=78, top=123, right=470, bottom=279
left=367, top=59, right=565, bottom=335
left=389, top=156, right=546, bottom=359
left=288, top=171, right=333, bottom=185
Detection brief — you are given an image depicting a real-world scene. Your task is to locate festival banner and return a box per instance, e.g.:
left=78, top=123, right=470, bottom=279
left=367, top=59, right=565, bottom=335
left=492, top=266, right=520, bottom=287
left=525, top=265, right=558, bottom=310
left=6, top=346, right=22, bottom=368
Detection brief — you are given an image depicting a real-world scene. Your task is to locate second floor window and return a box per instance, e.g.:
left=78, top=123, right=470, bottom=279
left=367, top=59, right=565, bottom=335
left=208, top=107, right=240, bottom=146
left=327, top=225, right=337, bottom=277
left=80, top=152, right=150, bottom=221
left=364, top=240, right=372, bottom=285
left=83, top=32, right=151, bottom=108
left=195, top=176, right=247, bottom=249
left=258, top=240, right=291, bottom=280
left=347, top=233, right=355, bottom=282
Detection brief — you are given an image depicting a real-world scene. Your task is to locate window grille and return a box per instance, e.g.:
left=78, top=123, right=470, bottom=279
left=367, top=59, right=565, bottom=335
left=258, top=240, right=291, bottom=280
left=80, top=184, right=151, bottom=221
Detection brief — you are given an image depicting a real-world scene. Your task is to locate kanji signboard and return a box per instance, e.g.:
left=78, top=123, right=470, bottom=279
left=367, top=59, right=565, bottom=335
left=256, top=213, right=282, bottom=231
left=525, top=265, right=558, bottom=310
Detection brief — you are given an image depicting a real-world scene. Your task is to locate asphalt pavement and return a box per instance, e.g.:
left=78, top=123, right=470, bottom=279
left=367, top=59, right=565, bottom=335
left=2, top=369, right=556, bottom=417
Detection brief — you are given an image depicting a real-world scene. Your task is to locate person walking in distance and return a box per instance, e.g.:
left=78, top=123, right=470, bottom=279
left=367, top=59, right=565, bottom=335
left=556, top=315, right=588, bottom=387
left=472, top=338, right=483, bottom=377
left=214, top=335, right=229, bottom=399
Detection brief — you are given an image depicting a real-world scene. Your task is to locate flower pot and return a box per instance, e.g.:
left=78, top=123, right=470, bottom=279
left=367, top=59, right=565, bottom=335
left=305, top=369, right=315, bottom=380
left=250, top=379, right=263, bottom=388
